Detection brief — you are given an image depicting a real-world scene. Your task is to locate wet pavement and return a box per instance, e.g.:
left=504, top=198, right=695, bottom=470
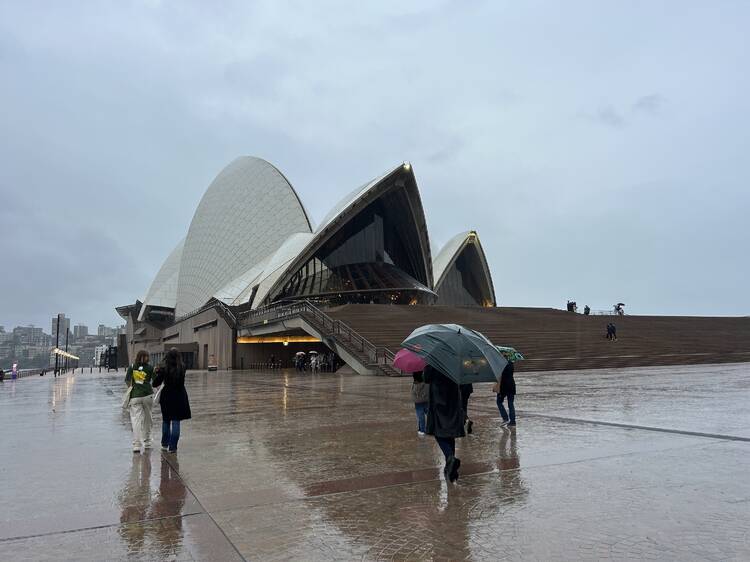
left=0, top=362, right=748, bottom=561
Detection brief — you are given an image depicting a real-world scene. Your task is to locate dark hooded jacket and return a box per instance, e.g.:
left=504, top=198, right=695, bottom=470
left=499, top=361, right=516, bottom=396
left=424, top=365, right=465, bottom=438
left=153, top=365, right=192, bottom=421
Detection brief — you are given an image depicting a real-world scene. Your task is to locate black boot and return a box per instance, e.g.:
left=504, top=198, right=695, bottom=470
left=449, top=457, right=461, bottom=482
left=444, top=455, right=456, bottom=481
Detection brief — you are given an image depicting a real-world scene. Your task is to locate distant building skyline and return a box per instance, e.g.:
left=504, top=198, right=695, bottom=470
left=51, top=314, right=70, bottom=342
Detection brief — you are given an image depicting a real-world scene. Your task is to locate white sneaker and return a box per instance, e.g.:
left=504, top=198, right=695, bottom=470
left=418, top=431, right=425, bottom=436
left=500, top=420, right=509, bottom=426
left=161, top=445, right=169, bottom=451
left=143, top=442, right=153, bottom=450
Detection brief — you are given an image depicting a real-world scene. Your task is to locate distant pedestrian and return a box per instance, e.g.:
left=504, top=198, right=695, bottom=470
left=11, top=363, right=18, bottom=380
left=153, top=348, right=191, bottom=454
left=0, top=369, right=4, bottom=382
left=424, top=364, right=465, bottom=482
left=606, top=323, right=613, bottom=340
left=460, top=383, right=474, bottom=434
left=610, top=323, right=617, bottom=341
left=496, top=359, right=516, bottom=426
left=125, top=350, right=155, bottom=453
left=411, top=371, right=429, bottom=436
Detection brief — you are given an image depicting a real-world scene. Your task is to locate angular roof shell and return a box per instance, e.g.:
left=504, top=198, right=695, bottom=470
left=254, top=162, right=434, bottom=308
left=138, top=238, right=184, bottom=321
left=433, top=230, right=496, bottom=306
left=175, top=156, right=312, bottom=316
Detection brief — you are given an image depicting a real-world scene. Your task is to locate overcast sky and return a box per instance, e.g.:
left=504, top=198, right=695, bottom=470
left=1, top=1, right=749, bottom=331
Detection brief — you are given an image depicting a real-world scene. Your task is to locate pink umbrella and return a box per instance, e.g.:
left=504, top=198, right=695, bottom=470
left=393, top=348, right=427, bottom=373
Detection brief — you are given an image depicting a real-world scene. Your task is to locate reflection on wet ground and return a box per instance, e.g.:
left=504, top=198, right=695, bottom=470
left=0, top=362, right=748, bottom=560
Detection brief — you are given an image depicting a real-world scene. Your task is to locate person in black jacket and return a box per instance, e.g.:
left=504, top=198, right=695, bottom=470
left=497, top=360, right=516, bottom=426
left=459, top=383, right=474, bottom=434
left=424, top=364, right=465, bottom=482
left=153, top=348, right=192, bottom=453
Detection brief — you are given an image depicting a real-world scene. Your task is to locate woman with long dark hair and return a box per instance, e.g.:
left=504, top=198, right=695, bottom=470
left=153, top=348, right=191, bottom=453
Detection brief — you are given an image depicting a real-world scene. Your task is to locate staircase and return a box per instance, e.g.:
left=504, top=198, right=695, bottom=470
left=238, top=301, right=401, bottom=376
left=238, top=302, right=750, bottom=374
left=324, top=305, right=750, bottom=372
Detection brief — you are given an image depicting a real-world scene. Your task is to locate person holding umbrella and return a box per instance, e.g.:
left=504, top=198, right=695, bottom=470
left=460, top=383, right=474, bottom=434
left=394, top=349, right=430, bottom=437
left=401, top=324, right=509, bottom=483
left=424, top=364, right=465, bottom=482
left=309, top=351, right=319, bottom=374
left=411, top=371, right=429, bottom=436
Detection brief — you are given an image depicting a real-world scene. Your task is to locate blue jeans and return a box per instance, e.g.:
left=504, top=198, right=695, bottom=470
left=497, top=394, right=516, bottom=424
left=161, top=420, right=181, bottom=450
left=414, top=402, right=428, bottom=433
left=435, top=436, right=455, bottom=461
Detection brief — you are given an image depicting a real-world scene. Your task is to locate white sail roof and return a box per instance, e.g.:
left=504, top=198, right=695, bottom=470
left=175, top=156, right=312, bottom=316
left=138, top=238, right=184, bottom=321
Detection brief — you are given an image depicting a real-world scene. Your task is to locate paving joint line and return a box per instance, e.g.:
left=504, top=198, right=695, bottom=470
left=0, top=512, right=204, bottom=544
left=517, top=412, right=750, bottom=442
left=163, top=452, right=247, bottom=562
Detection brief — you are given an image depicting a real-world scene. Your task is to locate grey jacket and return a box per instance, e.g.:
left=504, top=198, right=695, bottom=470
left=411, top=382, right=429, bottom=403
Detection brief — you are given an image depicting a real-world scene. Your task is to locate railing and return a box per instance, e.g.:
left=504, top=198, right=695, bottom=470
left=237, top=300, right=397, bottom=371
left=0, top=368, right=42, bottom=380
left=173, top=299, right=238, bottom=326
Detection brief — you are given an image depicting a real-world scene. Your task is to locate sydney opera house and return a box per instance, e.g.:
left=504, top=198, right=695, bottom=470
left=117, top=157, right=495, bottom=371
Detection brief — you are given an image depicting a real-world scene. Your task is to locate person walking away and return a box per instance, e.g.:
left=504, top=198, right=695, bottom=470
left=424, top=364, right=465, bottom=482
left=496, top=359, right=516, bottom=426
left=153, top=348, right=191, bottom=453
left=0, top=369, right=4, bottom=382
left=411, top=371, right=429, bottom=436
left=460, top=383, right=474, bottom=434
left=610, top=323, right=617, bottom=341
left=11, top=363, right=18, bottom=380
left=605, top=323, right=612, bottom=340
left=125, top=350, right=155, bottom=453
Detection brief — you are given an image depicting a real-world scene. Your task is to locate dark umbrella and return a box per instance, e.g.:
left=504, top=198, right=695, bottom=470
left=401, top=324, right=507, bottom=384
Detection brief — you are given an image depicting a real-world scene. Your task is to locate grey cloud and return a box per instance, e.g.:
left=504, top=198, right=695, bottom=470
left=633, top=94, right=665, bottom=114
left=584, top=105, right=626, bottom=129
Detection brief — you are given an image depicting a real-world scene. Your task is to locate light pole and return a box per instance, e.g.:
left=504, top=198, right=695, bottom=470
left=64, top=327, right=69, bottom=373
left=54, top=314, right=61, bottom=376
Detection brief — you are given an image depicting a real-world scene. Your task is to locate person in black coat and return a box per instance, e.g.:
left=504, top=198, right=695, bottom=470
left=153, top=348, right=191, bottom=453
left=497, top=360, right=516, bottom=426
left=459, top=383, right=474, bottom=434
left=424, top=364, right=465, bottom=482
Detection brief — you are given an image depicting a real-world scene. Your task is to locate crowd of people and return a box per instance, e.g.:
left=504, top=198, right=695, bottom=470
left=293, top=351, right=338, bottom=373
left=410, top=358, right=517, bottom=483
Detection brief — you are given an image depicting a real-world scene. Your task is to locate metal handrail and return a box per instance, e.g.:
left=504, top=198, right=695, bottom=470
left=173, top=299, right=238, bottom=326
left=238, top=300, right=396, bottom=367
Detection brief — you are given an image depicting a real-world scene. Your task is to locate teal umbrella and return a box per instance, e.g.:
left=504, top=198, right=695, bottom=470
left=401, top=324, right=507, bottom=384
left=495, top=345, right=525, bottom=362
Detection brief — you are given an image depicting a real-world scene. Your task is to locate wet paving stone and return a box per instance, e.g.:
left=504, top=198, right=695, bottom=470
left=0, top=362, right=748, bottom=560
